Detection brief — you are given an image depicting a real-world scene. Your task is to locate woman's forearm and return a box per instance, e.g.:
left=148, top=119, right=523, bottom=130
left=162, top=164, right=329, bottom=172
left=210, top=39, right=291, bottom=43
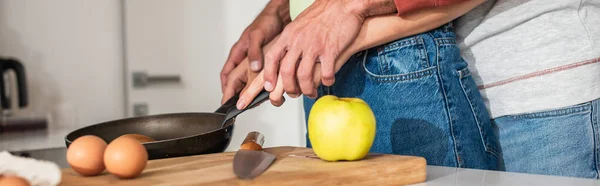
left=233, top=0, right=485, bottom=103
left=335, top=0, right=485, bottom=70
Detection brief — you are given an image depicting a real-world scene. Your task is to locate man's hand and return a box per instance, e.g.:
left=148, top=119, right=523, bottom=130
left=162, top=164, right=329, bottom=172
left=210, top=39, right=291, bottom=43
left=222, top=58, right=290, bottom=109
left=236, top=0, right=484, bottom=109
left=220, top=0, right=291, bottom=93
left=262, top=0, right=397, bottom=99
left=262, top=0, right=366, bottom=99
left=221, top=60, right=259, bottom=105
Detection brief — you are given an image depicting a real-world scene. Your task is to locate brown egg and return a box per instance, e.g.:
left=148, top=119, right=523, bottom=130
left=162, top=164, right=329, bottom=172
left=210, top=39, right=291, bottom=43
left=104, top=136, right=148, bottom=179
left=117, top=134, right=155, bottom=143
left=66, top=135, right=107, bottom=176
left=0, top=175, right=30, bottom=186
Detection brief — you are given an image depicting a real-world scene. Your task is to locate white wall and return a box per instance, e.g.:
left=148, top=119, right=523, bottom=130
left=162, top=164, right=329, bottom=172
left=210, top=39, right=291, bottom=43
left=0, top=0, right=305, bottom=150
left=0, top=0, right=124, bottom=127
left=222, top=0, right=307, bottom=149
left=124, top=0, right=306, bottom=150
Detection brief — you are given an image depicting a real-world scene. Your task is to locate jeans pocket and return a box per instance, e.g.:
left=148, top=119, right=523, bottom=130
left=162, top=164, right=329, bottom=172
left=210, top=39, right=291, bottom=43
left=362, top=36, right=435, bottom=82
left=494, top=102, right=595, bottom=178
left=457, top=67, right=501, bottom=158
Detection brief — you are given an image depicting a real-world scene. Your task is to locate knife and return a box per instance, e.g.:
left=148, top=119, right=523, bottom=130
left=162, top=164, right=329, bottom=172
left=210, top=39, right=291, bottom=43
left=233, top=131, right=276, bottom=179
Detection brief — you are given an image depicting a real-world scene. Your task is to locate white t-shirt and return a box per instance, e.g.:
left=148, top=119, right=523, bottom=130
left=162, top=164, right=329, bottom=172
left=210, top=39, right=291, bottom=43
left=455, top=0, right=600, bottom=118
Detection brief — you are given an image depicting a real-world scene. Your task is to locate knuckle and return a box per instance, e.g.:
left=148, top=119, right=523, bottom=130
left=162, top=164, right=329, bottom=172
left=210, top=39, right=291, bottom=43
left=322, top=72, right=334, bottom=79
left=286, top=90, right=298, bottom=96
left=250, top=30, right=264, bottom=37
left=298, top=75, right=310, bottom=82
left=297, top=70, right=311, bottom=80
left=229, top=44, right=239, bottom=52
left=231, top=42, right=246, bottom=52
left=226, top=76, right=237, bottom=85
left=322, top=74, right=334, bottom=79
left=285, top=84, right=298, bottom=92
left=264, top=52, right=277, bottom=63
left=232, top=41, right=241, bottom=48
left=220, top=73, right=229, bottom=80
left=220, top=67, right=229, bottom=74
left=234, top=40, right=245, bottom=47
left=271, top=100, right=282, bottom=107
left=307, top=46, right=322, bottom=55
left=281, top=68, right=295, bottom=77
left=270, top=94, right=281, bottom=101
left=270, top=96, right=282, bottom=103
left=318, top=54, right=333, bottom=62
left=301, top=87, right=314, bottom=95
left=282, top=25, right=295, bottom=35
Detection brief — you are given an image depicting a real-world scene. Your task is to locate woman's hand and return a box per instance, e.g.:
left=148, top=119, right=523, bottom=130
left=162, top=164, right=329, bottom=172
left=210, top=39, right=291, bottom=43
left=233, top=0, right=485, bottom=109
left=236, top=64, right=323, bottom=110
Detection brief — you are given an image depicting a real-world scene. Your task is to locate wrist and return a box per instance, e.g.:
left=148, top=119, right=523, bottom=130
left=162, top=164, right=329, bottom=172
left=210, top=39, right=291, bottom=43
left=267, top=0, right=291, bottom=24
left=344, top=0, right=369, bottom=18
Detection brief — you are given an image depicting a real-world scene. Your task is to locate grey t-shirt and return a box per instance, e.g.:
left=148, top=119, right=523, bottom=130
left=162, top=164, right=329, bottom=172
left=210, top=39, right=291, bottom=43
left=455, top=0, right=600, bottom=118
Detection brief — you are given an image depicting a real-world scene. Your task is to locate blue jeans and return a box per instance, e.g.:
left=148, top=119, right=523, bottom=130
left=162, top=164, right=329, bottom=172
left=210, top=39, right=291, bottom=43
left=302, top=23, right=502, bottom=170
left=493, top=97, right=600, bottom=178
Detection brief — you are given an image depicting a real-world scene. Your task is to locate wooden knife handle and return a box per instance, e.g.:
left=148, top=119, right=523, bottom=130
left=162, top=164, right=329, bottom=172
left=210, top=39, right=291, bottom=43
left=240, top=131, right=264, bottom=151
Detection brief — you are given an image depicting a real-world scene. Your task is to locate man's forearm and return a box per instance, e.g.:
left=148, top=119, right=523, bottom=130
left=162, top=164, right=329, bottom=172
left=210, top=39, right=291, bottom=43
left=246, top=0, right=484, bottom=75
left=352, top=0, right=473, bottom=18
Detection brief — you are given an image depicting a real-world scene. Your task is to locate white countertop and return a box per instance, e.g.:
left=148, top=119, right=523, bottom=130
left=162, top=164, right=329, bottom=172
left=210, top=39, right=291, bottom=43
left=413, top=166, right=600, bottom=186
left=0, top=127, right=77, bottom=152
left=3, top=128, right=600, bottom=185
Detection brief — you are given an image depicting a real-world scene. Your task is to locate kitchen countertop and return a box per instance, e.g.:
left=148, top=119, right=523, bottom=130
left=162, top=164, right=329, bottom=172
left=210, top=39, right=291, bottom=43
left=57, top=146, right=600, bottom=186
left=412, top=166, right=600, bottom=186
left=0, top=127, right=78, bottom=152
left=3, top=130, right=598, bottom=186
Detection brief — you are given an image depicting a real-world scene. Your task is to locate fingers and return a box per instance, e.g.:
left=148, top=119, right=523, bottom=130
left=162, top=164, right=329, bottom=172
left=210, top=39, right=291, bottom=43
left=221, top=41, right=248, bottom=92
left=269, top=72, right=286, bottom=107
left=263, top=36, right=288, bottom=92
left=279, top=49, right=302, bottom=98
left=297, top=53, right=317, bottom=99
left=236, top=71, right=266, bottom=110
left=319, top=53, right=336, bottom=86
left=247, top=31, right=265, bottom=72
left=221, top=65, right=247, bottom=105
left=220, top=62, right=236, bottom=93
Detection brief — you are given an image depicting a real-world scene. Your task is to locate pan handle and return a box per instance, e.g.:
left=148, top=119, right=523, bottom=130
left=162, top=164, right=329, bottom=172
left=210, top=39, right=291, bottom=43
left=214, top=93, right=240, bottom=114
left=216, top=90, right=270, bottom=125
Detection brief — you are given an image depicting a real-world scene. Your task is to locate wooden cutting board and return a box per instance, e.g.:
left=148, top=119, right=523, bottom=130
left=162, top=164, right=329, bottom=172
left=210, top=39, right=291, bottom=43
left=59, top=147, right=427, bottom=186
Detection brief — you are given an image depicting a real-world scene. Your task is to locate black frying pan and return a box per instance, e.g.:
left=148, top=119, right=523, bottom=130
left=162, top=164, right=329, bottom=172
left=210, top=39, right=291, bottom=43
left=65, top=91, right=269, bottom=160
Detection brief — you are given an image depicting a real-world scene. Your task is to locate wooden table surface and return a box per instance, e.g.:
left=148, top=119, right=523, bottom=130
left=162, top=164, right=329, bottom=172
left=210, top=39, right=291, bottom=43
left=60, top=146, right=427, bottom=186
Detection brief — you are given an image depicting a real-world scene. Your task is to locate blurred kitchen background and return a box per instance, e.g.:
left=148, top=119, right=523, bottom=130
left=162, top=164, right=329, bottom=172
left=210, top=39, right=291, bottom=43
left=0, top=0, right=306, bottom=168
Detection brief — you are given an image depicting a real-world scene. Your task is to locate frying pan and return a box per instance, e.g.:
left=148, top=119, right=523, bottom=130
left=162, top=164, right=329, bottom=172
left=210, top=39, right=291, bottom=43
left=65, top=91, right=269, bottom=160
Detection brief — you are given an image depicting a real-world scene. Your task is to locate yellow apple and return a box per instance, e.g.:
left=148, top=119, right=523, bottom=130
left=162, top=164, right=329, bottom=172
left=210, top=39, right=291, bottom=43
left=308, top=95, right=376, bottom=161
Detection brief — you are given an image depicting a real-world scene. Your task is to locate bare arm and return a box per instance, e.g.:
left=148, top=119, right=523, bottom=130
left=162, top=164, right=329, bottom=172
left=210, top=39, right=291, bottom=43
left=336, top=0, right=485, bottom=71
left=228, top=0, right=485, bottom=108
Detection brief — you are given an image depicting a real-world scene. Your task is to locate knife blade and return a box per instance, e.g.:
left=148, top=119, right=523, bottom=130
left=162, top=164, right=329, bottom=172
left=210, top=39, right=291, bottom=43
left=233, top=131, right=276, bottom=179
